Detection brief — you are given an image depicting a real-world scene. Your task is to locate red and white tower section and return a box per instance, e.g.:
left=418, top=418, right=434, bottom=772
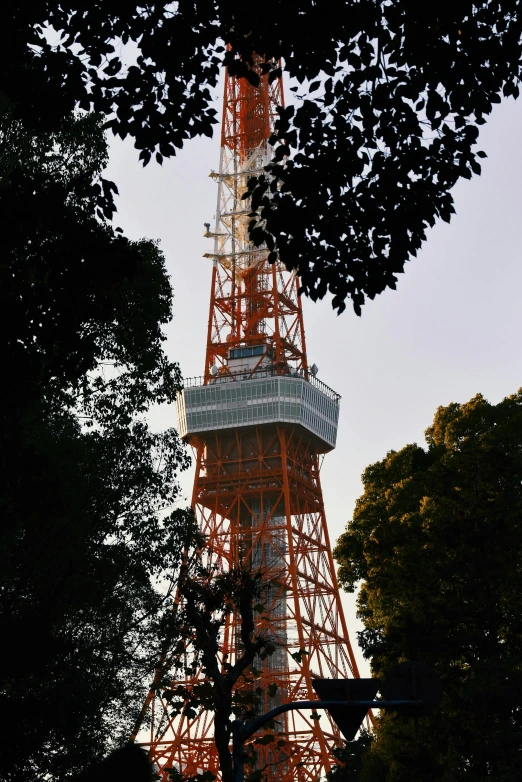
left=137, top=62, right=362, bottom=782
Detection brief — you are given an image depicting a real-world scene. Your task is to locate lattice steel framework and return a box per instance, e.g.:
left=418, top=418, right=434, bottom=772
left=135, top=60, right=362, bottom=782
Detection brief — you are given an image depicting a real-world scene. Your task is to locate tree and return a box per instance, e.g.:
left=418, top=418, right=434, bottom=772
left=76, top=743, right=155, bottom=782
left=334, top=390, right=522, bottom=780
left=161, top=566, right=279, bottom=782
left=325, top=733, right=375, bottom=782
left=2, top=2, right=521, bottom=312
left=0, top=104, right=198, bottom=779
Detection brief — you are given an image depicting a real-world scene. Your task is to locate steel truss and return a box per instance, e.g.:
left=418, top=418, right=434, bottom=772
left=135, top=57, right=362, bottom=782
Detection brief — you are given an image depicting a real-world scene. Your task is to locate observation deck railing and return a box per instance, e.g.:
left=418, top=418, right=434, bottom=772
left=182, top=366, right=340, bottom=403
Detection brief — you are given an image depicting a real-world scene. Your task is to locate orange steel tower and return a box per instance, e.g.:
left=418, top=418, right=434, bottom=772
left=138, top=61, right=362, bottom=781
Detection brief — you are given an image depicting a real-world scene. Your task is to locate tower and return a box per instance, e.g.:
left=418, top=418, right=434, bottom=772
left=136, top=60, right=362, bottom=781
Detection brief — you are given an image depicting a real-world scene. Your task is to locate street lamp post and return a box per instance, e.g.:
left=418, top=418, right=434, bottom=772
left=231, top=662, right=443, bottom=782
left=231, top=699, right=424, bottom=782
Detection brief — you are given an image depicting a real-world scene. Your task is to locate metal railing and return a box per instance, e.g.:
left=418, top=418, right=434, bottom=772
left=182, top=366, right=340, bottom=402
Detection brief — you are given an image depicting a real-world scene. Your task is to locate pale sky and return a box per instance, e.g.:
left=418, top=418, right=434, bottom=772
left=105, top=90, right=522, bottom=675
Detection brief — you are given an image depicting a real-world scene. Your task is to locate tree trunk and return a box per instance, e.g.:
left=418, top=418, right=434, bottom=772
left=214, top=708, right=234, bottom=782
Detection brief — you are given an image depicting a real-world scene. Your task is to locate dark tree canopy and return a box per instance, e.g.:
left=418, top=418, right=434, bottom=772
left=2, top=1, right=521, bottom=312
left=334, top=390, right=522, bottom=780
left=0, top=106, right=198, bottom=780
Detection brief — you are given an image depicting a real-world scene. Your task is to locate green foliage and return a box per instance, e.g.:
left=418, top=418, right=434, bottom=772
left=167, top=567, right=275, bottom=719
left=166, top=767, right=216, bottom=782
left=326, top=732, right=375, bottom=782
left=2, top=3, right=521, bottom=311
left=290, top=648, right=309, bottom=664
left=0, top=104, right=197, bottom=779
left=335, top=390, right=522, bottom=780
left=75, top=743, right=154, bottom=782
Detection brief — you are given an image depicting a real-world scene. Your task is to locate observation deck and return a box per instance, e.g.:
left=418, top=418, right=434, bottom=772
left=176, top=367, right=340, bottom=453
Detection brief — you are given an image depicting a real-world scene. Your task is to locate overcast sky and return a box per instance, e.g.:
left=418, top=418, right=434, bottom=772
left=105, top=89, right=522, bottom=675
